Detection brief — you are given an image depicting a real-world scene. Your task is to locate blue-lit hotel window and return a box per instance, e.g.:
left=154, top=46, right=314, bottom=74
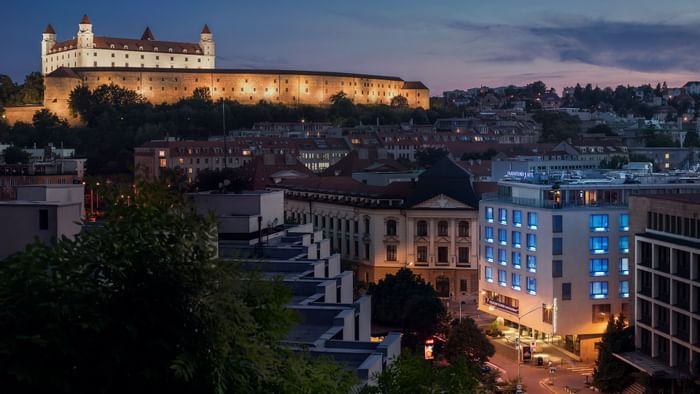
left=498, top=229, right=507, bottom=245
left=618, top=258, right=629, bottom=275
left=498, top=249, right=507, bottom=265
left=619, top=214, right=629, bottom=231
left=485, top=246, right=494, bottom=262
left=498, top=269, right=507, bottom=287
left=526, top=277, right=537, bottom=295
left=512, top=273, right=521, bottom=291
left=527, top=212, right=538, bottom=230
left=589, top=214, right=609, bottom=232
left=619, top=236, right=629, bottom=254
left=512, top=252, right=521, bottom=269
left=512, top=231, right=521, bottom=248
left=485, top=207, right=494, bottom=223
left=485, top=266, right=493, bottom=283
left=589, top=281, right=609, bottom=299
left=526, top=255, right=537, bottom=273
left=619, top=280, right=630, bottom=298
left=589, top=236, right=608, bottom=254
left=513, top=210, right=522, bottom=227
left=589, top=258, right=609, bottom=277
left=485, top=226, right=494, bottom=243
left=498, top=208, right=508, bottom=224
left=526, top=233, right=537, bottom=251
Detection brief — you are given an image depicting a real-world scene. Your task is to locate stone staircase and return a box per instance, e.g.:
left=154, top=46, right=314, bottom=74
left=622, top=382, right=647, bottom=394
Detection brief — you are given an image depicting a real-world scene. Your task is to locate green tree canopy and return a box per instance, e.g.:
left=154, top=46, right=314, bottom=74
left=533, top=111, right=582, bottom=142
left=390, top=95, right=408, bottom=108
left=192, top=86, right=212, bottom=102
left=592, top=314, right=635, bottom=393
left=443, top=318, right=495, bottom=366
left=415, top=148, right=449, bottom=168
left=2, top=145, right=30, bottom=164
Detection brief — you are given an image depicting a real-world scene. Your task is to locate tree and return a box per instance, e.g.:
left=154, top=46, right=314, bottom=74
left=2, top=145, right=30, bottom=164
left=533, top=111, right=581, bottom=142
left=415, top=148, right=449, bottom=168
left=329, top=91, right=356, bottom=125
left=12, top=72, right=44, bottom=104
left=32, top=108, right=67, bottom=130
left=390, top=95, right=408, bottom=108
left=196, top=167, right=251, bottom=193
left=592, top=314, right=635, bottom=393
left=192, top=87, right=212, bottom=102
left=443, top=318, right=494, bottom=366
left=586, top=124, right=616, bottom=136
left=684, top=131, right=700, bottom=147
left=367, top=268, right=447, bottom=350
left=0, top=182, right=355, bottom=393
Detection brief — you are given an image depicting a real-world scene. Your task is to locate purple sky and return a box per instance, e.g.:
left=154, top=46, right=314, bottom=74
left=3, top=0, right=700, bottom=95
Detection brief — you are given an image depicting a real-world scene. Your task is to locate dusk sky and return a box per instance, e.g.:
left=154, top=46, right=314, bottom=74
left=3, top=0, right=700, bottom=94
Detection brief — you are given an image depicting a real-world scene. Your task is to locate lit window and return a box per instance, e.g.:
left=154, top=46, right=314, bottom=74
left=619, top=214, right=629, bottom=231
left=619, top=280, right=630, bottom=298
left=485, top=246, right=494, bottom=262
left=512, top=252, right=521, bottom=269
left=618, top=258, right=629, bottom=275
left=485, top=266, right=493, bottom=283
left=513, top=210, right=522, bottom=227
left=485, top=207, right=494, bottom=223
left=589, top=214, right=609, bottom=232
left=527, top=212, right=538, bottom=229
left=589, top=237, right=608, bottom=254
left=512, top=231, right=521, bottom=248
left=498, top=269, right=507, bottom=287
left=512, top=273, right=521, bottom=291
left=619, top=236, right=629, bottom=253
left=498, top=229, right=507, bottom=245
left=158, top=150, right=166, bottom=157
left=386, top=220, right=397, bottom=236
left=526, top=277, right=537, bottom=295
left=498, top=249, right=507, bottom=266
left=498, top=208, right=507, bottom=224
left=589, top=281, right=609, bottom=299
left=386, top=245, right=397, bottom=261
left=589, top=258, right=609, bottom=277
left=485, top=226, right=494, bottom=243
left=416, top=220, right=428, bottom=236
left=526, top=233, right=537, bottom=251
left=526, top=255, right=537, bottom=272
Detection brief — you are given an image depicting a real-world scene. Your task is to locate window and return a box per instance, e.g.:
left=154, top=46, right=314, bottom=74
left=460, top=279, right=468, bottom=292
left=553, top=260, right=563, bottom=277
left=589, top=236, right=608, bottom=254
left=437, top=247, right=448, bottom=264
left=619, top=280, right=630, bottom=298
left=589, top=214, right=609, bottom=232
left=512, top=252, right=521, bottom=269
left=364, top=218, right=370, bottom=234
left=485, top=246, right=494, bottom=262
left=552, top=238, right=563, bottom=255
left=498, top=208, right=507, bottom=224
left=562, top=283, right=572, bottom=300
left=39, top=209, right=49, bottom=230
left=386, top=219, right=397, bottom=236
left=417, top=246, right=428, bottom=263
left=485, top=207, right=494, bottom=223
left=498, top=249, right=507, bottom=265
left=527, top=212, right=538, bottom=229
left=511, top=231, right=521, bottom=248
left=512, top=273, right=521, bottom=291
left=589, top=281, right=609, bottom=299
left=485, top=267, right=493, bottom=283
left=458, top=247, right=469, bottom=264
left=526, top=233, right=537, bottom=251
left=365, top=243, right=370, bottom=260
left=592, top=304, right=611, bottom=323
left=513, top=210, right=522, bottom=227
left=619, top=236, right=629, bottom=253
left=618, top=257, right=629, bottom=275
left=438, top=221, right=448, bottom=236
left=498, top=269, right=507, bottom=287
left=526, top=277, right=537, bottom=295
left=619, top=214, right=629, bottom=231
left=386, top=245, right=397, bottom=261
left=417, top=220, right=428, bottom=236
left=458, top=221, right=469, bottom=237
left=527, top=255, right=537, bottom=272
left=553, top=215, right=563, bottom=233
left=485, top=226, right=494, bottom=243
left=498, top=229, right=507, bottom=245
left=590, top=258, right=609, bottom=277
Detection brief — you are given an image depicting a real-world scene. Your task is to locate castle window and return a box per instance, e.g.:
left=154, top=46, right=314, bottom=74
left=170, top=57, right=174, bottom=61
left=162, top=78, right=164, bottom=81
left=141, top=64, right=144, bottom=67
left=93, top=61, right=97, bottom=66
left=265, top=88, right=268, bottom=92
left=305, top=88, right=308, bottom=93
left=195, top=78, right=198, bottom=82
left=285, top=88, right=288, bottom=92
left=122, top=77, right=126, bottom=80
left=139, top=46, right=143, bottom=51
left=285, top=79, right=288, bottom=83
left=125, top=54, right=129, bottom=59
left=110, top=44, right=115, bottom=49
left=123, top=45, right=128, bottom=50
left=168, top=48, right=173, bottom=53
left=245, top=79, right=248, bottom=83
left=198, top=59, right=201, bottom=62
left=111, top=53, right=115, bottom=58
left=141, top=55, right=144, bottom=59
left=154, top=47, right=158, bottom=51
left=216, top=78, right=219, bottom=82
left=156, top=56, right=159, bottom=60
left=111, top=62, right=115, bottom=67
left=185, top=58, right=188, bottom=61
left=305, top=80, right=308, bottom=84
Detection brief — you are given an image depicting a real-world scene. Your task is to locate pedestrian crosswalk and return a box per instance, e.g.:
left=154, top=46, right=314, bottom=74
left=566, top=365, right=594, bottom=376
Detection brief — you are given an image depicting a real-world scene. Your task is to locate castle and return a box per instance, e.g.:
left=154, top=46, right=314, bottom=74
left=4, top=15, right=429, bottom=125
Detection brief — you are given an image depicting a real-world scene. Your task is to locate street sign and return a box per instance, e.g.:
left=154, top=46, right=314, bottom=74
left=516, top=384, right=523, bottom=390
left=522, top=345, right=532, bottom=361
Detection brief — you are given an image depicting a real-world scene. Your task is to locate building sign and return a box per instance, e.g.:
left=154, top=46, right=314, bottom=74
left=522, top=345, right=532, bottom=361
left=424, top=338, right=434, bottom=360
left=485, top=297, right=519, bottom=314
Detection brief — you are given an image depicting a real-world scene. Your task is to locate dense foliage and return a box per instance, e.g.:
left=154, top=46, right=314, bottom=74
left=533, top=111, right=581, bottom=142
left=592, top=314, right=635, bottom=393
left=0, top=182, right=356, bottom=393
left=0, top=72, right=44, bottom=107
left=443, top=318, right=495, bottom=366
left=415, top=147, right=449, bottom=168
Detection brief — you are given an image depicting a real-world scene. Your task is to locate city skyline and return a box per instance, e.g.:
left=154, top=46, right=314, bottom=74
left=4, top=0, right=700, bottom=93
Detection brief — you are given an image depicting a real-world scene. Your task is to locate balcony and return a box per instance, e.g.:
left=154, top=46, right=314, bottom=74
left=638, top=315, right=651, bottom=326
left=654, top=322, right=669, bottom=334
left=675, top=328, right=690, bottom=343
left=655, top=292, right=670, bottom=304
left=639, top=286, right=652, bottom=297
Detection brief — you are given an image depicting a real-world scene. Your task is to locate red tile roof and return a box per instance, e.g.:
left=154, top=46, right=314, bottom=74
left=44, top=24, right=56, bottom=34
left=141, top=27, right=155, bottom=41
left=49, top=36, right=202, bottom=55
left=201, top=24, right=211, bottom=34
left=81, top=14, right=91, bottom=24
left=321, top=149, right=405, bottom=177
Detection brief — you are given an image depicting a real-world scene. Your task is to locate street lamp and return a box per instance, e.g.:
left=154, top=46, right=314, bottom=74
left=516, top=304, right=552, bottom=382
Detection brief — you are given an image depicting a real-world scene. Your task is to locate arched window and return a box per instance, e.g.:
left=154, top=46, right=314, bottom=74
left=458, top=221, right=470, bottom=237
left=438, top=221, right=449, bottom=237
left=183, top=49, right=188, bottom=53
left=168, top=48, right=173, bottom=53
left=154, top=47, right=159, bottom=51
left=139, top=46, right=143, bottom=51
left=123, top=45, right=128, bottom=50
left=386, top=219, right=397, bottom=236
left=435, top=276, right=450, bottom=298
left=109, top=44, right=115, bottom=49
left=416, top=220, right=428, bottom=236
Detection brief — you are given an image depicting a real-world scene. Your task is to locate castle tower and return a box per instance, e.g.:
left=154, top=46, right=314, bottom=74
left=199, top=24, right=215, bottom=67
left=41, top=24, right=57, bottom=74
left=77, top=14, right=94, bottom=49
